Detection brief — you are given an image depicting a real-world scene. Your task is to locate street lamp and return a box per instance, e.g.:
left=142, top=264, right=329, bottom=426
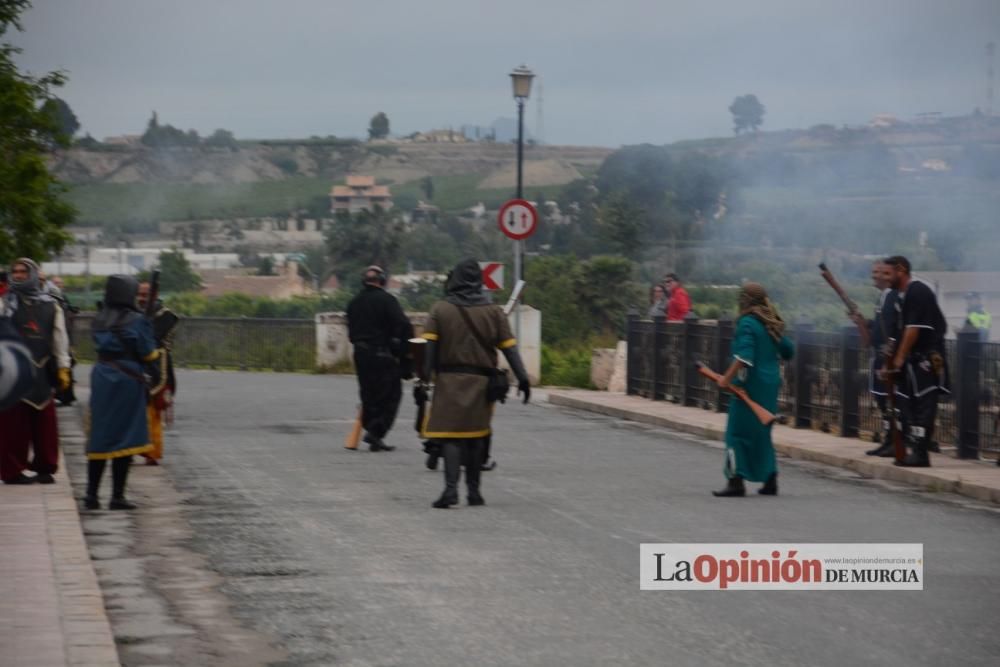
left=509, top=65, right=534, bottom=342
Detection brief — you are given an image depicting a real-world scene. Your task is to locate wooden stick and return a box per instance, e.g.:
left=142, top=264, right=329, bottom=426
left=696, top=362, right=777, bottom=426
left=344, top=407, right=362, bottom=450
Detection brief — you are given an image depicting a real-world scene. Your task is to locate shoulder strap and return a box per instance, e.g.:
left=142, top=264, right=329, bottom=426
left=453, top=304, right=497, bottom=368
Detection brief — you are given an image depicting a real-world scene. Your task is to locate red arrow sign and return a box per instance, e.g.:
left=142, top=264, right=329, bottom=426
left=480, top=262, right=504, bottom=290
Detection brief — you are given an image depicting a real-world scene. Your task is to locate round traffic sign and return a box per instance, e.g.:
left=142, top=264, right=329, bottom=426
left=497, top=199, right=538, bottom=240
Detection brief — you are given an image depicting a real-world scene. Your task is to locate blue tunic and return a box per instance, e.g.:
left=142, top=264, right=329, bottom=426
left=724, top=315, right=795, bottom=482
left=88, top=315, right=158, bottom=460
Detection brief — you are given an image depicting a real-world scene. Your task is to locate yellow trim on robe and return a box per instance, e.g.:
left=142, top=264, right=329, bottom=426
left=421, top=332, right=439, bottom=341
left=419, top=395, right=494, bottom=439
left=497, top=338, right=517, bottom=349
left=87, top=444, right=154, bottom=460
left=142, top=349, right=161, bottom=362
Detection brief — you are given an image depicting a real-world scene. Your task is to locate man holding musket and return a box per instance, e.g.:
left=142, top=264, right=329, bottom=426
left=882, top=256, right=949, bottom=467
left=419, top=258, right=530, bottom=508
left=848, top=260, right=901, bottom=457
left=346, top=265, right=414, bottom=452
left=138, top=279, right=180, bottom=465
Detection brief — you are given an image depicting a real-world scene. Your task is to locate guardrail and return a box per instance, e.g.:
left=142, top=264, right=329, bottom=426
left=71, top=314, right=316, bottom=372
left=626, top=312, right=998, bottom=460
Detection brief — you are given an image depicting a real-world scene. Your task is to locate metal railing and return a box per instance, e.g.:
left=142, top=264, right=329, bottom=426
left=71, top=314, right=316, bottom=372
left=626, top=312, right=999, bottom=460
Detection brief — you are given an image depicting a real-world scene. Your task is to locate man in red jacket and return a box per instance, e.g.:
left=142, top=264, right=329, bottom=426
left=664, top=273, right=691, bottom=321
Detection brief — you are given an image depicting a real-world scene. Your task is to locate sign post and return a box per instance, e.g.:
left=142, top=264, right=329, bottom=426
left=498, top=199, right=538, bottom=344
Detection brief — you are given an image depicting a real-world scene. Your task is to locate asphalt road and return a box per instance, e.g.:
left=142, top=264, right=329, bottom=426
left=86, top=368, right=1000, bottom=666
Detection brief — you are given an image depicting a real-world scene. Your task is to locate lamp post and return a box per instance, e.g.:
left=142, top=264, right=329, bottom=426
left=509, top=64, right=534, bottom=341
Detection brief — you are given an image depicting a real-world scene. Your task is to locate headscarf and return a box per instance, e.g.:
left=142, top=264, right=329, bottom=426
left=739, top=282, right=785, bottom=342
left=444, top=258, right=490, bottom=307
left=8, top=258, right=52, bottom=301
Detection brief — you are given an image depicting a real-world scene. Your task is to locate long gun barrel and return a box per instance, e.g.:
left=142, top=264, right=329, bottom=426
left=696, top=362, right=777, bottom=426
left=818, top=263, right=859, bottom=316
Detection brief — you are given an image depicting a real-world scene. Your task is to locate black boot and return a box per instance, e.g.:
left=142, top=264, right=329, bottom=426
left=83, top=496, right=101, bottom=510
left=712, top=476, right=746, bottom=497
left=866, top=443, right=895, bottom=457
left=432, top=491, right=458, bottom=508
left=464, top=439, right=485, bottom=505
left=434, top=442, right=461, bottom=508
left=109, top=456, right=137, bottom=509
left=895, top=448, right=930, bottom=467
left=364, top=432, right=395, bottom=452
left=758, top=473, right=778, bottom=496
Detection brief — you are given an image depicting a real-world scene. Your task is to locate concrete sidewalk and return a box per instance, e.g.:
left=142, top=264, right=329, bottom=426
left=0, top=405, right=119, bottom=667
left=547, top=389, right=1000, bottom=505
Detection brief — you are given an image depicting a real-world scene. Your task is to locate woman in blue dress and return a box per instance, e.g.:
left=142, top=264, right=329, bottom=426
left=714, top=282, right=795, bottom=497
left=85, top=275, right=159, bottom=510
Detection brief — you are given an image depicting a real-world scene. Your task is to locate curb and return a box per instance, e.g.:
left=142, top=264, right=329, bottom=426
left=53, top=404, right=121, bottom=666
left=547, top=391, right=1000, bottom=506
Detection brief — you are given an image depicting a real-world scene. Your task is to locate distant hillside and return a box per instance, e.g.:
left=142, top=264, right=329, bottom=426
left=54, top=141, right=613, bottom=225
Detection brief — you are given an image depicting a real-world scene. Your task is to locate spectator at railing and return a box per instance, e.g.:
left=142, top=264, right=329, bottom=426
left=647, top=283, right=668, bottom=318
left=664, top=273, right=691, bottom=321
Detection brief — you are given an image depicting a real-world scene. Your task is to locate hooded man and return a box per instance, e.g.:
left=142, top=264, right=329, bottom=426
left=0, top=258, right=72, bottom=485
left=346, top=265, right=414, bottom=452
left=85, top=275, right=159, bottom=510
left=419, top=258, right=531, bottom=508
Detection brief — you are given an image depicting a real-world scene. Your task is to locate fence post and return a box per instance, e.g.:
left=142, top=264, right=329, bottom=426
left=839, top=325, right=860, bottom=438
left=955, top=322, right=981, bottom=459
left=238, top=316, right=248, bottom=371
left=715, top=316, right=734, bottom=413
left=652, top=314, right=666, bottom=400
left=794, top=320, right=814, bottom=428
left=681, top=311, right=699, bottom=407
left=625, top=310, right=639, bottom=396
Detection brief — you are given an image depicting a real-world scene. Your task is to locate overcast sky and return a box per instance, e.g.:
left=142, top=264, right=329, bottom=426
left=11, top=0, right=1000, bottom=147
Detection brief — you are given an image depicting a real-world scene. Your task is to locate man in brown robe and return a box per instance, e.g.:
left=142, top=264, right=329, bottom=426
left=420, top=259, right=530, bottom=508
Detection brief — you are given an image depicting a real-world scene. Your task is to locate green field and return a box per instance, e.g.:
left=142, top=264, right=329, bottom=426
left=65, top=174, right=571, bottom=226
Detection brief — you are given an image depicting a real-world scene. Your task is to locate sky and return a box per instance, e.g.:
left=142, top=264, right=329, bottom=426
left=10, top=0, right=1000, bottom=147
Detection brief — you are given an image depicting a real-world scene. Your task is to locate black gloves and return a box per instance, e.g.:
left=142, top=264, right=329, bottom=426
left=518, top=377, right=531, bottom=404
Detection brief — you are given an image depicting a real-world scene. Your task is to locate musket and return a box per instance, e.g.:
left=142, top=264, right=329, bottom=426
left=883, top=338, right=906, bottom=462
left=819, top=262, right=870, bottom=347
left=696, top=361, right=777, bottom=426
left=818, top=262, right=859, bottom=315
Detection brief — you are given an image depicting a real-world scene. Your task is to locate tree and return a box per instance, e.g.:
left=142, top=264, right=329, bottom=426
left=204, top=128, right=238, bottom=150
left=44, top=97, right=79, bottom=139
left=325, top=205, right=406, bottom=279
left=256, top=255, right=275, bottom=276
left=595, top=193, right=646, bottom=259
left=156, top=249, right=202, bottom=292
left=0, top=0, right=75, bottom=263
left=729, top=94, right=765, bottom=135
left=420, top=175, right=434, bottom=201
left=368, top=112, right=390, bottom=140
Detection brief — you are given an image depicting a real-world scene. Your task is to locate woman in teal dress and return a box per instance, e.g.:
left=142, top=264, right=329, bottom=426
left=713, top=282, right=794, bottom=497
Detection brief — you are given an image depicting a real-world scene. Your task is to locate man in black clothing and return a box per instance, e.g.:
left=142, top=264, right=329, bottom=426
left=346, top=266, right=414, bottom=452
left=850, top=260, right=901, bottom=457
left=883, top=256, right=949, bottom=467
